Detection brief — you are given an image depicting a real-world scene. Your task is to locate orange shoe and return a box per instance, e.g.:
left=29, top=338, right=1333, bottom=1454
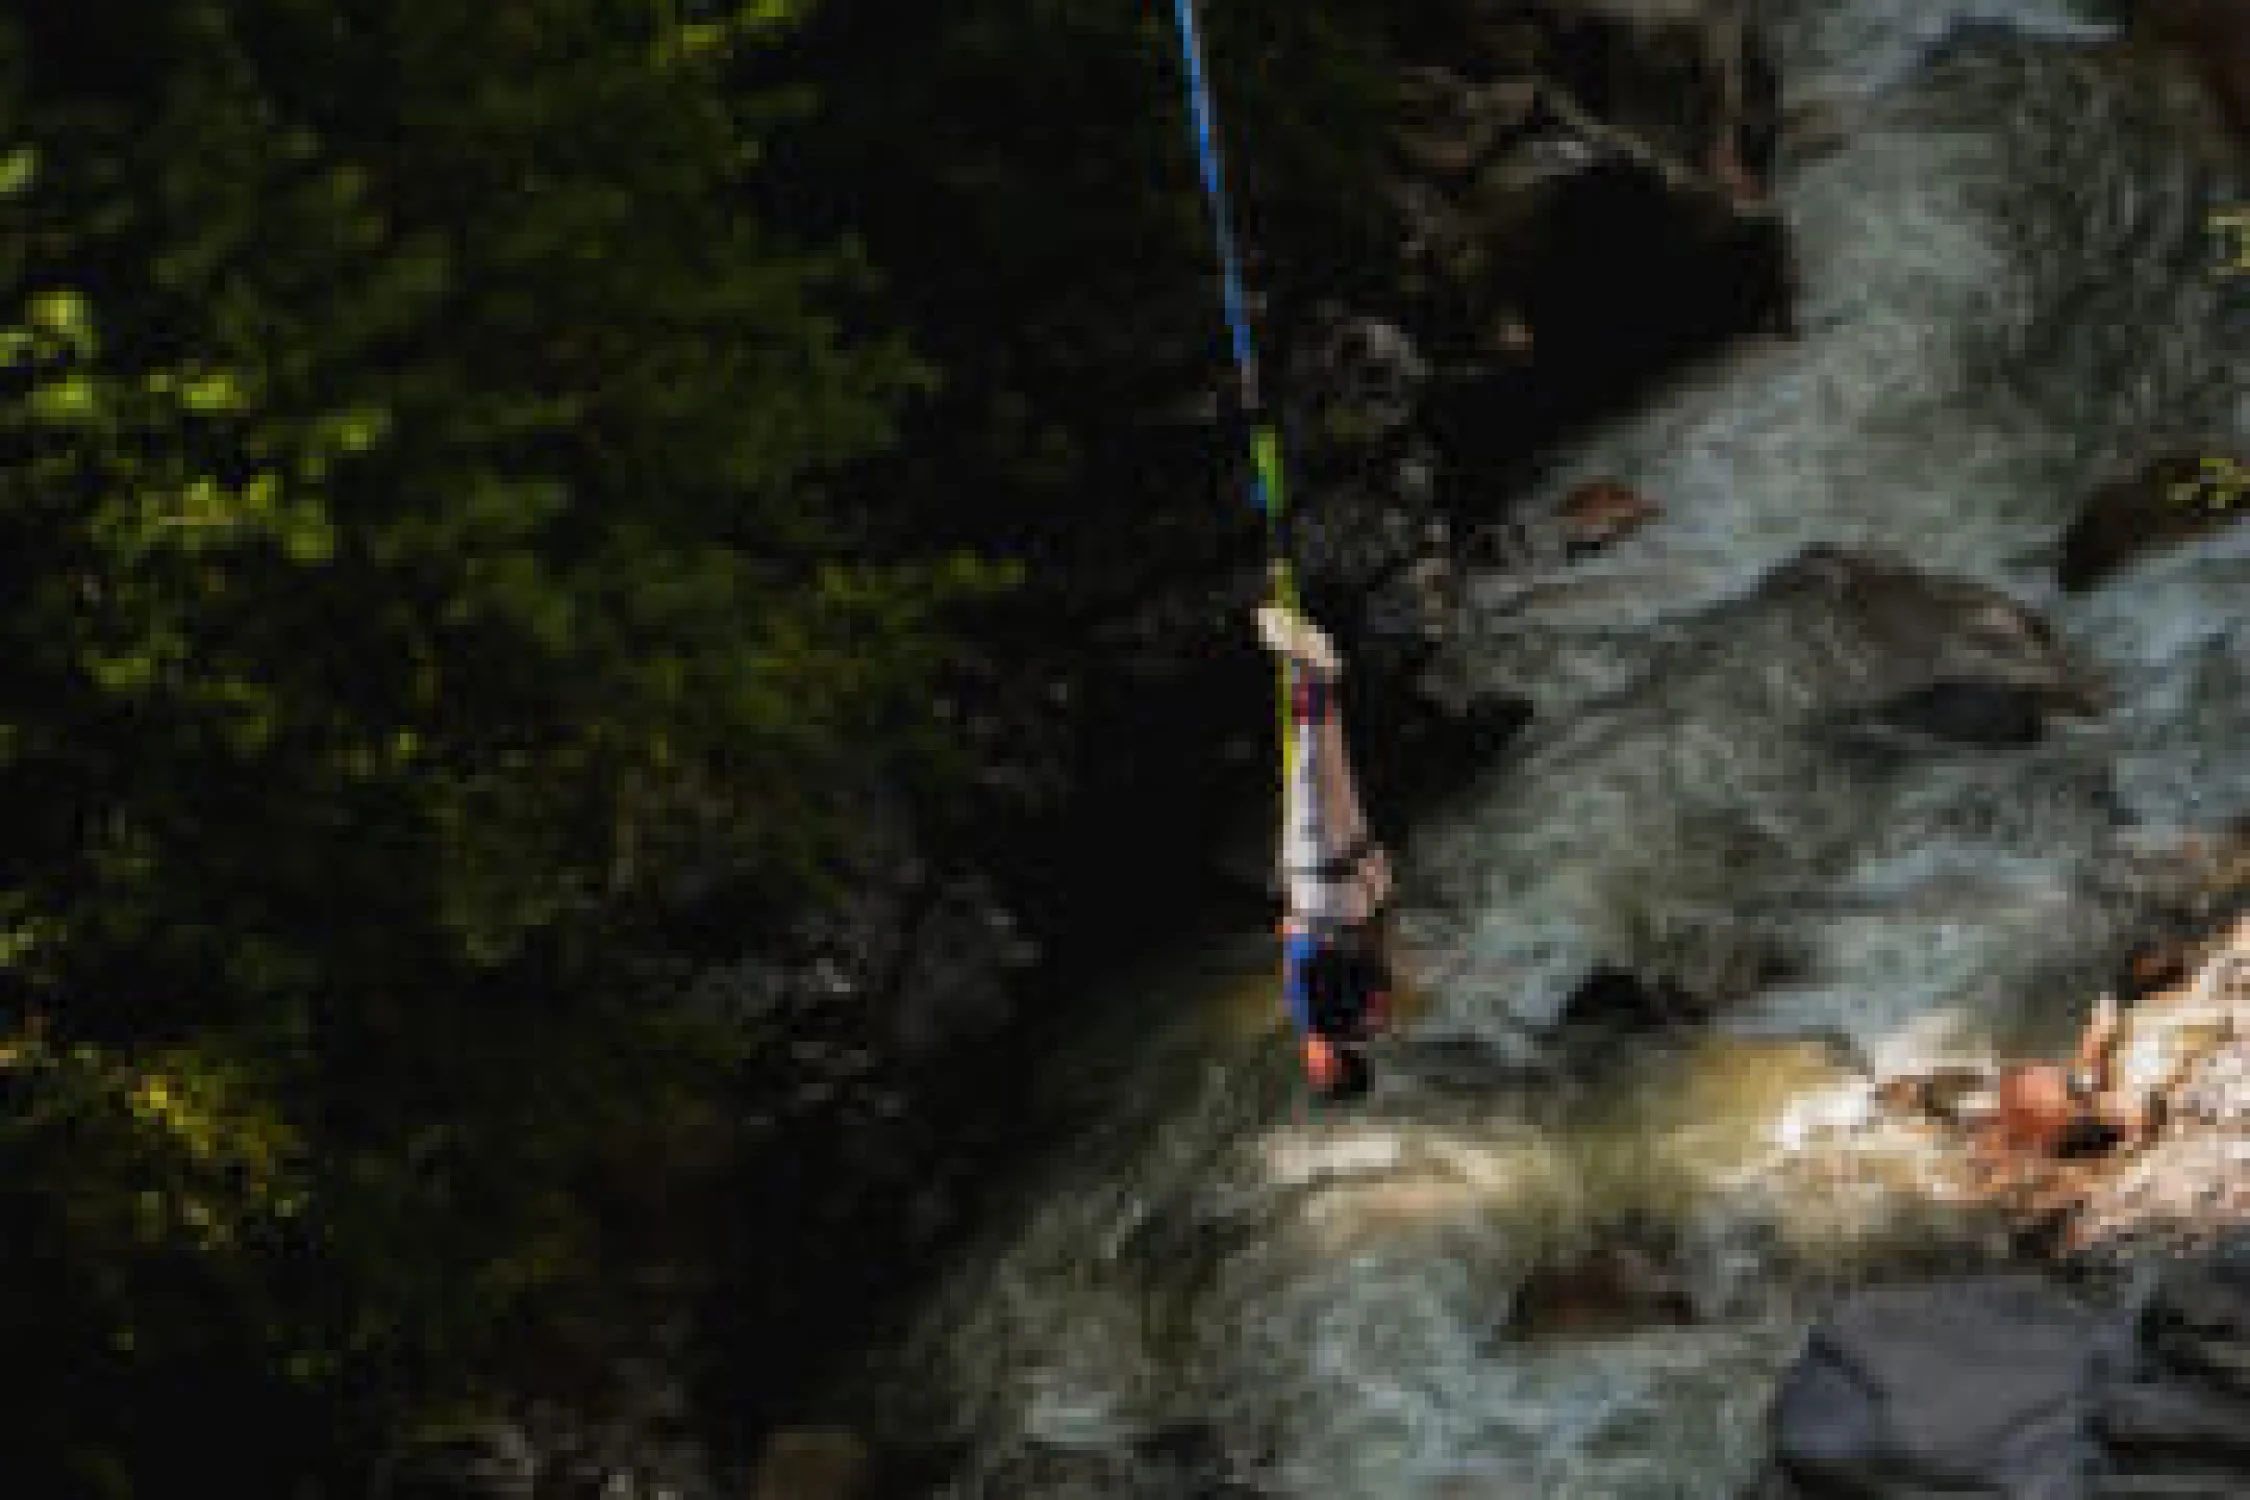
left=1302, top=1033, right=1342, bottom=1092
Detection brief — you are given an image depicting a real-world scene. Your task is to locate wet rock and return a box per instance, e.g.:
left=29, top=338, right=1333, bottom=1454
left=1769, top=1274, right=2118, bottom=1498
left=1764, top=1241, right=2250, bottom=1497
left=1757, top=551, right=2106, bottom=760
left=2059, top=454, right=2250, bottom=593
left=1780, top=548, right=2095, bottom=697
left=749, top=1428, right=870, bottom=1500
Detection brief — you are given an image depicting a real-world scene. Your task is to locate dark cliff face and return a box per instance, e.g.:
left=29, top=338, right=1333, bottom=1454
left=1385, top=1, right=1791, bottom=491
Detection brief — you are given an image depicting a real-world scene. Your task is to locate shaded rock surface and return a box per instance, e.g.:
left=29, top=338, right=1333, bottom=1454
left=2059, top=453, right=2250, bottom=594
left=1292, top=0, right=1789, bottom=701
left=1766, top=1239, right=2250, bottom=1500
left=1348, top=0, right=1789, bottom=504
left=1770, top=1274, right=2121, bottom=1499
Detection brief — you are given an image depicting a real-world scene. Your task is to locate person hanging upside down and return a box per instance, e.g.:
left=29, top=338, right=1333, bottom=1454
left=1256, top=600, right=1395, bottom=1099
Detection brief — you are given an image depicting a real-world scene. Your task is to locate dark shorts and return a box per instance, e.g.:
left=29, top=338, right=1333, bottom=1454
left=1296, top=937, right=1391, bottom=1040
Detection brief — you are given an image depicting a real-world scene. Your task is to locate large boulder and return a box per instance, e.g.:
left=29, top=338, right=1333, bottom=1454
left=1774, top=547, right=2097, bottom=704
left=1370, top=0, right=1791, bottom=494
left=1763, top=1239, right=2250, bottom=1498
left=1795, top=549, right=2104, bottom=747
left=1770, top=1274, right=2119, bottom=1498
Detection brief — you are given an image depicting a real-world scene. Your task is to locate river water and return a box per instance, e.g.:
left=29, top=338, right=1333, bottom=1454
left=853, top=4, right=2250, bottom=1495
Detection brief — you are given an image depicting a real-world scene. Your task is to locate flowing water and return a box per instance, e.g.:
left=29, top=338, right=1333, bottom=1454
left=855, top=4, right=2250, bottom=1495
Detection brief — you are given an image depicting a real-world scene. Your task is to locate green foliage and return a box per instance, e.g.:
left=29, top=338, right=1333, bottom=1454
left=1, top=0, right=975, bottom=972
left=0, top=2, right=997, bottom=1487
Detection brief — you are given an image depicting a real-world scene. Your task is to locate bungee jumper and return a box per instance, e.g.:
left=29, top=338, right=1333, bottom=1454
left=1258, top=599, right=1396, bottom=1099
left=1166, top=0, right=1395, bottom=1098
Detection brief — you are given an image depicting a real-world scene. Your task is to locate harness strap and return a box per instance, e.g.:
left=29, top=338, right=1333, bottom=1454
left=1286, top=835, right=1374, bottom=883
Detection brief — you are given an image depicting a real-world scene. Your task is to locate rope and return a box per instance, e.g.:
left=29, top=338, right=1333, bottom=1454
left=1170, top=0, right=1261, bottom=420
left=1166, top=0, right=1302, bottom=799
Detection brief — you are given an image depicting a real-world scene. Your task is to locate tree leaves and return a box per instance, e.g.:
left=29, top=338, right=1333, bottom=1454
left=0, top=2, right=989, bottom=1483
